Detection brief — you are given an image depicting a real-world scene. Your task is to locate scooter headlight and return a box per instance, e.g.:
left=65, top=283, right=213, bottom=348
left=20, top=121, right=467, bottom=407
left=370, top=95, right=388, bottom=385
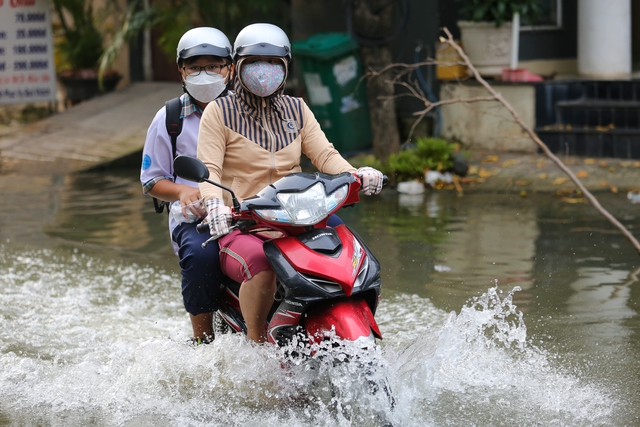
left=255, top=183, right=349, bottom=225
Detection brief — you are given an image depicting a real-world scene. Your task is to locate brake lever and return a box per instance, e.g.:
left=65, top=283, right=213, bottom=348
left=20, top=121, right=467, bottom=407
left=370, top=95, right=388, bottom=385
left=201, top=224, right=239, bottom=249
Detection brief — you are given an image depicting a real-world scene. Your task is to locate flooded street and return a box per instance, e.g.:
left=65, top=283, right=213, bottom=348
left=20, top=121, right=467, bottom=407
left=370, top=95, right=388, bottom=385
left=0, top=168, right=639, bottom=426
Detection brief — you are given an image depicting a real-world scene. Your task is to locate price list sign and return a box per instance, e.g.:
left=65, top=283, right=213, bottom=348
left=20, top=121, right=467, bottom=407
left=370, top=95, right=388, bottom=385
left=0, top=0, right=57, bottom=105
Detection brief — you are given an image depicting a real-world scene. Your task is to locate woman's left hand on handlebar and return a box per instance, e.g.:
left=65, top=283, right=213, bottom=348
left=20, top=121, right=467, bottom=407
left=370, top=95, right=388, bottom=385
left=205, top=198, right=232, bottom=237
left=356, top=166, right=384, bottom=195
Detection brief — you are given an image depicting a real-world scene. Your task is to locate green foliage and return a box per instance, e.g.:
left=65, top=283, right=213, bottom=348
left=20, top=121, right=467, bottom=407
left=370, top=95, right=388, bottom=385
left=52, top=0, right=152, bottom=78
left=456, top=0, right=544, bottom=27
left=53, top=0, right=290, bottom=80
left=52, top=0, right=104, bottom=70
left=150, top=0, right=290, bottom=60
left=385, top=138, right=459, bottom=182
left=98, top=2, right=160, bottom=82
left=349, top=153, right=385, bottom=172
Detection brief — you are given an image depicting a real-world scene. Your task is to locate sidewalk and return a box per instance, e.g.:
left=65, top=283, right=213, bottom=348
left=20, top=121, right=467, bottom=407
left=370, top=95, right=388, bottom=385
left=460, top=149, right=640, bottom=194
left=0, top=82, right=180, bottom=175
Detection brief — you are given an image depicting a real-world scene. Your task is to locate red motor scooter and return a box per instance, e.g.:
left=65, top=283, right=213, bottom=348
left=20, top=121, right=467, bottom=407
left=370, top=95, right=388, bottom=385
left=174, top=155, right=386, bottom=348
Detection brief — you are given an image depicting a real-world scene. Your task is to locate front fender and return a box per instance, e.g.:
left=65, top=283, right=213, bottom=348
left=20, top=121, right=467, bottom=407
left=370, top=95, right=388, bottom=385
left=305, top=299, right=382, bottom=343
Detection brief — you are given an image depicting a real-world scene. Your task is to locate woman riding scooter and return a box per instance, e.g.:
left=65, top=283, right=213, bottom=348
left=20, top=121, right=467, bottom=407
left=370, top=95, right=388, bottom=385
left=197, top=23, right=384, bottom=343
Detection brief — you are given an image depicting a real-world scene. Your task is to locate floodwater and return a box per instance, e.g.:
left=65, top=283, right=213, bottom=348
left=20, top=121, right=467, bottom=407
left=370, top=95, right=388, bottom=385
left=0, top=168, right=639, bottom=426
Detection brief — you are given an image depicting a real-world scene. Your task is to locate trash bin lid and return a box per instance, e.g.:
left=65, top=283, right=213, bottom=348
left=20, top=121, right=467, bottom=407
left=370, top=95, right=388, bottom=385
left=291, top=33, right=358, bottom=61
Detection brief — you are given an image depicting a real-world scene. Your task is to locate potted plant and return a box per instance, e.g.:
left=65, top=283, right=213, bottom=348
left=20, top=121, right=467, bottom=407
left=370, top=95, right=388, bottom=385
left=455, top=0, right=543, bottom=77
left=52, top=0, right=123, bottom=105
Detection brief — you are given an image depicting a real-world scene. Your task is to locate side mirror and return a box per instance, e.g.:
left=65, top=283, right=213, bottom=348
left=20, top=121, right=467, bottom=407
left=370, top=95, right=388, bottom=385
left=174, top=155, right=241, bottom=213
left=173, top=155, right=209, bottom=183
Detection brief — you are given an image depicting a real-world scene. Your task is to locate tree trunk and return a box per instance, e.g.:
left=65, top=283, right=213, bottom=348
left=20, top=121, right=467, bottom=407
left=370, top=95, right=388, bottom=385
left=350, top=0, right=401, bottom=161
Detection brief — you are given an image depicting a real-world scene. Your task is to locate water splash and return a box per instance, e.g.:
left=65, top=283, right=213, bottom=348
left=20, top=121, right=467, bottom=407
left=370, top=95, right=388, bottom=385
left=383, top=286, right=617, bottom=426
left=0, top=247, right=620, bottom=426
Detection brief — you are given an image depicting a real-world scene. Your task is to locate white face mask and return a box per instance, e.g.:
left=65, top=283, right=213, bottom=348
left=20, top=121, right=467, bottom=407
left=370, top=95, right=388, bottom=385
left=183, top=72, right=227, bottom=103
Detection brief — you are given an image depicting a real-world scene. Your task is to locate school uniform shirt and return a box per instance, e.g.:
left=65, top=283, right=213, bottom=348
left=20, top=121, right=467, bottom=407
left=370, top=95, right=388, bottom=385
left=140, top=93, right=202, bottom=254
left=197, top=80, right=356, bottom=207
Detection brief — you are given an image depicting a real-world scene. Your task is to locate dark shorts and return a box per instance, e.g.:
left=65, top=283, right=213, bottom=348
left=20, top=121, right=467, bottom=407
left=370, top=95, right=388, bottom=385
left=172, top=222, right=222, bottom=315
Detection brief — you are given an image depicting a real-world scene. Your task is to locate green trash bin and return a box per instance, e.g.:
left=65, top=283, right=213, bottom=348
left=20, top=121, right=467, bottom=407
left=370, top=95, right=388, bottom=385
left=291, top=33, right=372, bottom=154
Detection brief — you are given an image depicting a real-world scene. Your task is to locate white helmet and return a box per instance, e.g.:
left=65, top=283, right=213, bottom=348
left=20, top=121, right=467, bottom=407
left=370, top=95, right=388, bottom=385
left=176, top=27, right=232, bottom=66
left=233, top=23, right=291, bottom=61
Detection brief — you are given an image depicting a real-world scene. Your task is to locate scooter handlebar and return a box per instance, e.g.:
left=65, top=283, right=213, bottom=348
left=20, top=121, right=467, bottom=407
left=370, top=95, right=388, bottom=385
left=196, top=220, right=255, bottom=236
left=355, top=173, right=388, bottom=189
left=196, top=175, right=387, bottom=235
left=196, top=221, right=209, bottom=234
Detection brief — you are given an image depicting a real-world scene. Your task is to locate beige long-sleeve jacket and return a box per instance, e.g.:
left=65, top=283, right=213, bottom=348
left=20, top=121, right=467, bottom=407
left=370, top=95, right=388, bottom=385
left=197, top=83, right=356, bottom=207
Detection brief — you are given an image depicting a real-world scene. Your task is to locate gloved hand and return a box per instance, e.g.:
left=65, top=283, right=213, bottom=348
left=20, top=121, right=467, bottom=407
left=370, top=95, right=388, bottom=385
left=205, top=198, right=232, bottom=238
left=356, top=167, right=384, bottom=196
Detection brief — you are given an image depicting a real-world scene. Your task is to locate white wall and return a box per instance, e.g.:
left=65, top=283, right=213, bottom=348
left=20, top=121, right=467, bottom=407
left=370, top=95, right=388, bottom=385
left=439, top=83, right=537, bottom=153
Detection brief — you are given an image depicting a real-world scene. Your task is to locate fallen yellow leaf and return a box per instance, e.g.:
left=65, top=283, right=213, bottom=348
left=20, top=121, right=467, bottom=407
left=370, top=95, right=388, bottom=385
left=478, top=168, right=496, bottom=178
left=599, top=181, right=609, bottom=186
left=552, top=177, right=568, bottom=185
left=609, top=167, right=616, bottom=172
left=515, top=180, right=529, bottom=186
left=482, top=155, right=499, bottom=164
left=520, top=190, right=527, bottom=198
left=538, top=173, right=548, bottom=179
left=501, top=160, right=520, bottom=167
left=610, top=186, right=618, bottom=194
left=584, top=158, right=597, bottom=165
left=596, top=124, right=615, bottom=131
left=576, top=171, right=588, bottom=178
left=562, top=197, right=585, bottom=204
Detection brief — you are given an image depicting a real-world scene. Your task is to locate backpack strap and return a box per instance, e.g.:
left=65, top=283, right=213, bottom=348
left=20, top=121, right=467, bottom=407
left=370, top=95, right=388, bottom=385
left=153, top=96, right=184, bottom=214
left=165, top=96, right=183, bottom=164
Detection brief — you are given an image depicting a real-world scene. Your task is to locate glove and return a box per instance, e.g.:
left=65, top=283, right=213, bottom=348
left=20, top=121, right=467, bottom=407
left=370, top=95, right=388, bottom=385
left=356, top=167, right=384, bottom=196
left=205, top=198, right=232, bottom=238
